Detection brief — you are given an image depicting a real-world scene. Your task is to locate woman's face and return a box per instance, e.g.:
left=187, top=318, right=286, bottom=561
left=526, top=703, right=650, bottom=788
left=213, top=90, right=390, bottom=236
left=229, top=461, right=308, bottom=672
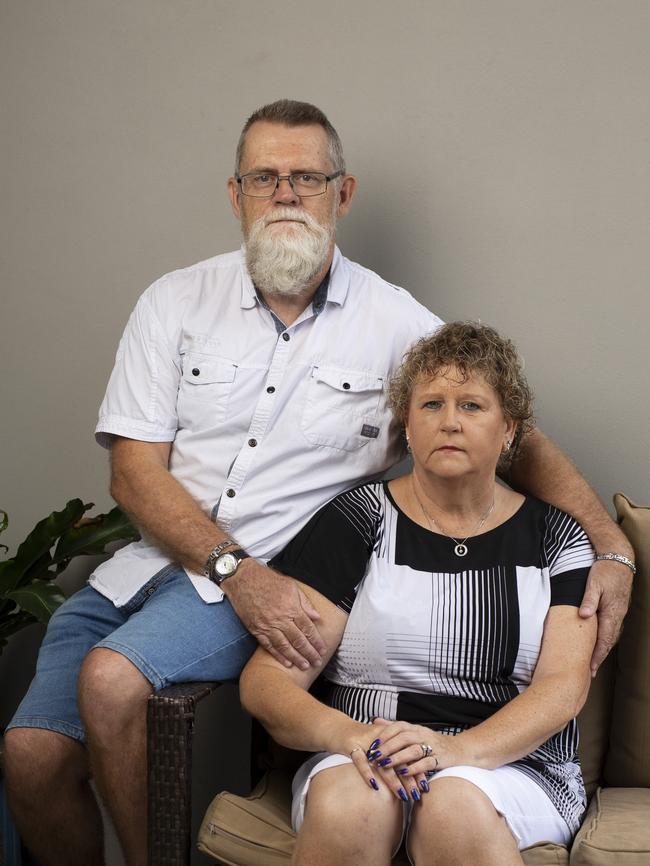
left=405, top=366, right=517, bottom=482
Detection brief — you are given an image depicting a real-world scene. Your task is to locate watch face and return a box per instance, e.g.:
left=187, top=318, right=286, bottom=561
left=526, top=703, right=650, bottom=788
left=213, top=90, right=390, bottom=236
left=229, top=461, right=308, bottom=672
left=215, top=552, right=238, bottom=577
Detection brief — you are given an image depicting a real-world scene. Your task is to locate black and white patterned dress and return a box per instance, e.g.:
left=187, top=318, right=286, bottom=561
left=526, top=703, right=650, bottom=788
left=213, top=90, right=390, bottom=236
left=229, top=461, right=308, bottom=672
left=270, top=481, right=595, bottom=834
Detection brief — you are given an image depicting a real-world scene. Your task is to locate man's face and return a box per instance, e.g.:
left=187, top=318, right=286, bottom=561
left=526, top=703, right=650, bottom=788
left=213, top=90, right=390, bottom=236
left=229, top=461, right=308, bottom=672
left=230, top=121, right=346, bottom=235
left=228, top=121, right=355, bottom=296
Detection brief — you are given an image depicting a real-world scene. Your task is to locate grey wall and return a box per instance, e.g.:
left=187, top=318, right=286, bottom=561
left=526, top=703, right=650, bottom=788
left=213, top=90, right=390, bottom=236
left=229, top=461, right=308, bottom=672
left=2, top=2, right=648, bottom=863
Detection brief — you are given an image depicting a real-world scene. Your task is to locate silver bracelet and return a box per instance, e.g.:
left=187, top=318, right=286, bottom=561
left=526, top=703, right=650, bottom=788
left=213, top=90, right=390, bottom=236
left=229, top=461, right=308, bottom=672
left=595, top=552, right=637, bottom=576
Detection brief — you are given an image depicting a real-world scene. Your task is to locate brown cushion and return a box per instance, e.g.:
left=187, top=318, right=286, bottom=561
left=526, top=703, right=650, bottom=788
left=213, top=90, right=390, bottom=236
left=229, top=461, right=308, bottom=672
left=604, top=493, right=650, bottom=787
left=570, top=787, right=650, bottom=865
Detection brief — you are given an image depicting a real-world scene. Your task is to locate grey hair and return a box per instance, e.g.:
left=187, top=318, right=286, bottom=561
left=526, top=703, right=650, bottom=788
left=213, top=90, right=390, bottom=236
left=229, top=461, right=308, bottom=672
left=234, top=99, right=346, bottom=175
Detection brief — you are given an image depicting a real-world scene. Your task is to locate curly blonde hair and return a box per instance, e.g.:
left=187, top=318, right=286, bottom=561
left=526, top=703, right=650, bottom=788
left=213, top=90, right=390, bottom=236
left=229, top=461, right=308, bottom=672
left=388, top=322, right=535, bottom=465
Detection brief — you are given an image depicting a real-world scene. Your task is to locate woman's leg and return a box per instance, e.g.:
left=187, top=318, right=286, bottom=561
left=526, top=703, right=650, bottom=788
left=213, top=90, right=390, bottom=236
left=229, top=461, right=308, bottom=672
left=408, top=777, right=523, bottom=866
left=293, top=763, right=403, bottom=866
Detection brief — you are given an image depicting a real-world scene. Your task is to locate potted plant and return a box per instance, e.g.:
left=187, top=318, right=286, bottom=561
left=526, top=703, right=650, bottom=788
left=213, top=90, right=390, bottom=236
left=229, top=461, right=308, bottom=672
left=0, top=499, right=139, bottom=654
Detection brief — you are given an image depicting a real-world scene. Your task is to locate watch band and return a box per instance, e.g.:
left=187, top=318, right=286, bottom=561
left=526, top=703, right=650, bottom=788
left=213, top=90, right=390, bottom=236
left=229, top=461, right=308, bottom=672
left=203, top=540, right=236, bottom=577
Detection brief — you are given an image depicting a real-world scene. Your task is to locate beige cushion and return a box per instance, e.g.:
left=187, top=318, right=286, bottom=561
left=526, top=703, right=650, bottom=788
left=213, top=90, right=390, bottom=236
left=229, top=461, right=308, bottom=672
left=198, top=770, right=295, bottom=866
left=570, top=787, right=650, bottom=865
left=521, top=843, right=569, bottom=865
left=577, top=649, right=616, bottom=798
left=199, top=768, right=569, bottom=865
left=604, top=494, right=650, bottom=787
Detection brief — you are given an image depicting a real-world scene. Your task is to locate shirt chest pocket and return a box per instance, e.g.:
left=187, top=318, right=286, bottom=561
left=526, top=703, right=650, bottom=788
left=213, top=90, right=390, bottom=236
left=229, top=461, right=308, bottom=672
left=301, top=366, right=385, bottom=451
left=177, top=353, right=237, bottom=428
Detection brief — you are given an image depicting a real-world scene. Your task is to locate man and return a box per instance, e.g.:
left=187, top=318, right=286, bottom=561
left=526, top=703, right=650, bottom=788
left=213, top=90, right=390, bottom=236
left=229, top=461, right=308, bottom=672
left=4, top=100, right=634, bottom=866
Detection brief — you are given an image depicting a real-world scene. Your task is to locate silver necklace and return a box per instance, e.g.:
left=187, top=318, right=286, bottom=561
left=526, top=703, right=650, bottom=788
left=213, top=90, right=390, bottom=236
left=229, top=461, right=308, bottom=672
left=411, top=479, right=495, bottom=557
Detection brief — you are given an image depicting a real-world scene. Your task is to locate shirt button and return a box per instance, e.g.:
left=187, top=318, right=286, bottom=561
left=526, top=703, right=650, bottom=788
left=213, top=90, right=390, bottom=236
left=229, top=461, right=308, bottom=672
left=282, top=332, right=290, bottom=342
left=248, top=438, right=257, bottom=447
left=342, top=382, right=351, bottom=390
left=226, top=488, right=236, bottom=498
left=266, top=386, right=275, bottom=394
left=192, top=368, right=200, bottom=376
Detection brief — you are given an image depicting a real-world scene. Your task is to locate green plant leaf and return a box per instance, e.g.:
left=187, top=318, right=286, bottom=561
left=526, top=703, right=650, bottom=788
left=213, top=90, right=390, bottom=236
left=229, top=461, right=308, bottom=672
left=0, top=500, right=92, bottom=593
left=54, top=506, right=139, bottom=561
left=0, top=510, right=9, bottom=556
left=6, top=581, right=66, bottom=623
left=0, top=609, right=36, bottom=639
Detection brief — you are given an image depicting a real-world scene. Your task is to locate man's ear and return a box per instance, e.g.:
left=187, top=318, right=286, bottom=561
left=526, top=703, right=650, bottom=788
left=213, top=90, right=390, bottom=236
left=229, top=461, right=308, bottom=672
left=336, top=174, right=357, bottom=218
left=227, top=177, right=241, bottom=219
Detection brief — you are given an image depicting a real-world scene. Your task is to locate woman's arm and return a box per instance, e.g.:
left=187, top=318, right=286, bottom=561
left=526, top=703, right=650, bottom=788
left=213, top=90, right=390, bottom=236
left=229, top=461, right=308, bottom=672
left=240, top=582, right=425, bottom=798
left=372, top=605, right=597, bottom=774
left=453, top=605, right=596, bottom=767
left=505, top=427, right=633, bottom=674
left=240, top=583, right=381, bottom=757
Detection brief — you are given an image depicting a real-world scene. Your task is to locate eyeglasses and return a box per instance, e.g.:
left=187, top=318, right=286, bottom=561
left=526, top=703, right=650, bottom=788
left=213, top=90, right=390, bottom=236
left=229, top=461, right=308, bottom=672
left=236, top=170, right=343, bottom=198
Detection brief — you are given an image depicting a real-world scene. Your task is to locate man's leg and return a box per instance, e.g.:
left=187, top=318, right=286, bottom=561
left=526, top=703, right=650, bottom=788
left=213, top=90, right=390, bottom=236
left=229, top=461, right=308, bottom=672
left=77, top=566, right=256, bottom=866
left=3, top=728, right=104, bottom=866
left=4, top=585, right=129, bottom=866
left=78, top=649, right=152, bottom=866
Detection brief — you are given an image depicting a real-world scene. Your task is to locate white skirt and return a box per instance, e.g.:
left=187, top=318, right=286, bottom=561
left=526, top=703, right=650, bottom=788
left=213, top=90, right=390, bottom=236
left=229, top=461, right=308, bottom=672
left=292, top=752, right=572, bottom=856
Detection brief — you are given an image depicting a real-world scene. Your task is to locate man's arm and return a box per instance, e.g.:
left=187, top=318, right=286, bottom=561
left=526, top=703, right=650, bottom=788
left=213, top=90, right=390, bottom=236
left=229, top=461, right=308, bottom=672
left=505, top=427, right=634, bottom=674
left=110, top=436, right=326, bottom=670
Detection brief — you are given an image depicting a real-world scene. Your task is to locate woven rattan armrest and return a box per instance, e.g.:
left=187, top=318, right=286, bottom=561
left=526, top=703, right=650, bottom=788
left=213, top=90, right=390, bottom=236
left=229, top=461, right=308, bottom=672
left=148, top=682, right=221, bottom=866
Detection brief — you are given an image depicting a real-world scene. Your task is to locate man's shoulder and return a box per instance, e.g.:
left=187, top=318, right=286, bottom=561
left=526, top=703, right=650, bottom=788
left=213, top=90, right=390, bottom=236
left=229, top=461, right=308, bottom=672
left=137, top=249, right=244, bottom=309
left=338, top=251, right=443, bottom=331
left=150, top=248, right=243, bottom=287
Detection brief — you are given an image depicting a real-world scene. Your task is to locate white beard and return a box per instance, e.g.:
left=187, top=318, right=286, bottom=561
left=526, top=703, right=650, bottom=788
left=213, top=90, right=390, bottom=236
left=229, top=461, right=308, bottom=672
left=244, top=206, right=335, bottom=296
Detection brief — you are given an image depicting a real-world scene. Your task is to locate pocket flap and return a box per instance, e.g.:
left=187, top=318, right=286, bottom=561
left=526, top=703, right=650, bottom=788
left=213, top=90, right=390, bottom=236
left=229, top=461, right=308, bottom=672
left=182, top=356, right=237, bottom=385
left=312, top=366, right=383, bottom=393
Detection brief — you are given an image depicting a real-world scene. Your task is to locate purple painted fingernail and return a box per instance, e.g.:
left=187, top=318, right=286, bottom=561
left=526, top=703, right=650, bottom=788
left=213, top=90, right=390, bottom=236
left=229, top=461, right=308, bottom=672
left=398, top=767, right=409, bottom=775
left=398, top=788, right=409, bottom=802
left=411, top=788, right=421, bottom=801
left=369, top=778, right=379, bottom=791
left=419, top=779, right=430, bottom=793
left=378, top=757, right=392, bottom=767
left=367, top=750, right=382, bottom=761
left=369, top=739, right=381, bottom=750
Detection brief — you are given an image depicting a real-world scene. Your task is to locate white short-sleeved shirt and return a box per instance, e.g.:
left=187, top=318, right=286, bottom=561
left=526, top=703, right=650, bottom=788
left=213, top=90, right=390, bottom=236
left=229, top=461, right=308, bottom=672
left=90, top=246, right=442, bottom=606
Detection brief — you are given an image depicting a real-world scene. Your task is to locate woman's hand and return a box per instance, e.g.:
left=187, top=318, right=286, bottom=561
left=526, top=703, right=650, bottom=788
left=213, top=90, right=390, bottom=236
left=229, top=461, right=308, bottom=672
left=364, top=718, right=466, bottom=780
left=341, top=721, right=430, bottom=802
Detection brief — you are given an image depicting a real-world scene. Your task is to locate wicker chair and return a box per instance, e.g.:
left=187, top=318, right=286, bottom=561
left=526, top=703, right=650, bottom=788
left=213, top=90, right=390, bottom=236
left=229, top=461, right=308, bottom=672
left=147, top=681, right=221, bottom=866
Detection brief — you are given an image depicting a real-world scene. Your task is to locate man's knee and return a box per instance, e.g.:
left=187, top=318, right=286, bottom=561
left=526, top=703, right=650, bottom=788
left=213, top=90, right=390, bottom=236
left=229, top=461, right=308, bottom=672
left=3, top=728, right=88, bottom=797
left=78, top=647, right=152, bottom=736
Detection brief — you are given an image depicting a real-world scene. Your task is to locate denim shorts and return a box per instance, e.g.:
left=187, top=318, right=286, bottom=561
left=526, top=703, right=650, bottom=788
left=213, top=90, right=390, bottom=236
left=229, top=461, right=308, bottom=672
left=7, top=565, right=257, bottom=743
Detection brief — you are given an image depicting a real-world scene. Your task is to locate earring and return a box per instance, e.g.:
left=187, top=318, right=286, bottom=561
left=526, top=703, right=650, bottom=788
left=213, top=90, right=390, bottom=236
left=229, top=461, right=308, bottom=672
left=405, top=435, right=411, bottom=453
left=503, top=440, right=512, bottom=453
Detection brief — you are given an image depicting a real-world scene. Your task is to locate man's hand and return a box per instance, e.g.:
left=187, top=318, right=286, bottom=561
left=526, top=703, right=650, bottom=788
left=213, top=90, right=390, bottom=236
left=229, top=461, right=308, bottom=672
left=223, top=560, right=326, bottom=670
left=579, top=559, right=633, bottom=676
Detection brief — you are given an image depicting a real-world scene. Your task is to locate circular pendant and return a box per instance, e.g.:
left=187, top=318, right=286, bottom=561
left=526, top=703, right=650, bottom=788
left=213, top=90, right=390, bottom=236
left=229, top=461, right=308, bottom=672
left=454, top=543, right=468, bottom=557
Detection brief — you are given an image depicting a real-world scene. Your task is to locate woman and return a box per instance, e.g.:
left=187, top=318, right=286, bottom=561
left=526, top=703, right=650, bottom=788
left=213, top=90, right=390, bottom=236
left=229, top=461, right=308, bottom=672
left=240, top=322, right=596, bottom=866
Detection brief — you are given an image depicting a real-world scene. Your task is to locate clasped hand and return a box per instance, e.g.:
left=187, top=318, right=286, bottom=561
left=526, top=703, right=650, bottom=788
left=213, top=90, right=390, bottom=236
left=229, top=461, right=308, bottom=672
left=346, top=719, right=461, bottom=802
left=224, top=560, right=326, bottom=670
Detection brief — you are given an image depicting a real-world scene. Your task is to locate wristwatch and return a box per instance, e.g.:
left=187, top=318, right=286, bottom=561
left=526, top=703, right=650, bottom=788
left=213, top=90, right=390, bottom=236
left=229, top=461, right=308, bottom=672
left=208, top=548, right=250, bottom=585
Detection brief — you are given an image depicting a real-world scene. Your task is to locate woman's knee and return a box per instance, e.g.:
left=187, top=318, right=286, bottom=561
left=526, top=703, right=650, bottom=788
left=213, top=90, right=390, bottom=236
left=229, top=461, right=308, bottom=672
left=410, top=777, right=518, bottom=863
left=304, top=766, right=400, bottom=838
left=78, top=647, right=152, bottom=736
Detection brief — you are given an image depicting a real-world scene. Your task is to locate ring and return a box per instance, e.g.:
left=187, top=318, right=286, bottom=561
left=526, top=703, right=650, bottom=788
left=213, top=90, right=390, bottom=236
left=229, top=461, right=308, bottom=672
left=420, top=743, right=433, bottom=758
left=349, top=747, right=364, bottom=758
